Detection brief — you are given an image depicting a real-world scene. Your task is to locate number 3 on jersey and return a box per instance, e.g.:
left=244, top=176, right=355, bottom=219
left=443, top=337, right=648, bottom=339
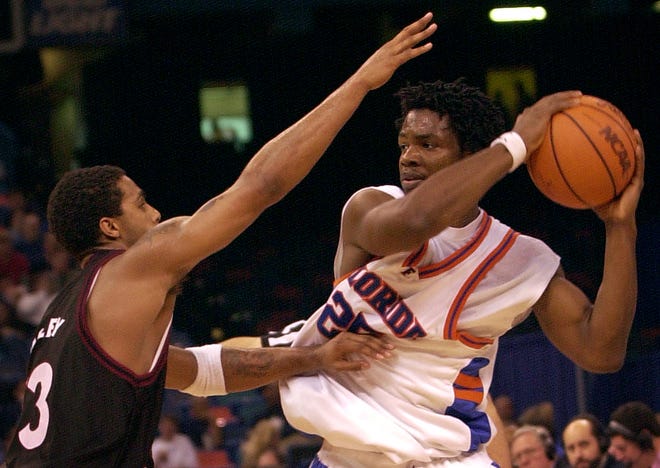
left=17, top=362, right=53, bottom=449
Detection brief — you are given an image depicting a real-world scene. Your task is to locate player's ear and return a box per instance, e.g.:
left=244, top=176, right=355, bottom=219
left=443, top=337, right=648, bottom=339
left=99, top=217, right=120, bottom=240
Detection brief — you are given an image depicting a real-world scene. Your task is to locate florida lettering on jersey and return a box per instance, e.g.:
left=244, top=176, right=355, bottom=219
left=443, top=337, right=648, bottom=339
left=317, top=268, right=427, bottom=339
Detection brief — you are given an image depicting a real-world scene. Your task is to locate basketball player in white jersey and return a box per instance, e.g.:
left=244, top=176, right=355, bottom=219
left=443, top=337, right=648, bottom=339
left=279, top=80, right=645, bottom=467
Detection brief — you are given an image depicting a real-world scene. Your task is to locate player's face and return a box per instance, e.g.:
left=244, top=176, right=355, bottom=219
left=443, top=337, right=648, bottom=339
left=562, top=420, right=602, bottom=468
left=114, top=176, right=161, bottom=247
left=608, top=434, right=642, bottom=467
left=398, top=109, right=463, bottom=193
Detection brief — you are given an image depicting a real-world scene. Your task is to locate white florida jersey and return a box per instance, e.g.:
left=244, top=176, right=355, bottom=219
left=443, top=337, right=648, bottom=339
left=280, top=185, right=560, bottom=466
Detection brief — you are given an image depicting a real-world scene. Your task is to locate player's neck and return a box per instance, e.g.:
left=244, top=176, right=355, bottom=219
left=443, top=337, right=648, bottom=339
left=449, top=206, right=481, bottom=228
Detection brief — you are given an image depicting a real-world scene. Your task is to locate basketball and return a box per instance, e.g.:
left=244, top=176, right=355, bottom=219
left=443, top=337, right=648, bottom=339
left=526, top=95, right=636, bottom=209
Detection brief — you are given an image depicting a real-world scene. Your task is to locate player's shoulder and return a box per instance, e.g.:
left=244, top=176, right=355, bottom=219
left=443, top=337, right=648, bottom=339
left=353, top=185, right=404, bottom=198
left=344, top=185, right=402, bottom=209
left=487, top=213, right=558, bottom=258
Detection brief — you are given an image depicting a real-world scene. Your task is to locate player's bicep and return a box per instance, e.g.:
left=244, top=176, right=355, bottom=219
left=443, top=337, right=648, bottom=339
left=534, top=272, right=593, bottom=363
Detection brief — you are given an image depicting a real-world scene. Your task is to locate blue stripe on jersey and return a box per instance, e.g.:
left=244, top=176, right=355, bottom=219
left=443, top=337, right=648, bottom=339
left=445, top=357, right=492, bottom=452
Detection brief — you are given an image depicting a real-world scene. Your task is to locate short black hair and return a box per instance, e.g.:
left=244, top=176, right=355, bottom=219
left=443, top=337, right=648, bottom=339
left=47, top=165, right=126, bottom=261
left=608, top=401, right=660, bottom=451
left=395, top=78, right=506, bottom=154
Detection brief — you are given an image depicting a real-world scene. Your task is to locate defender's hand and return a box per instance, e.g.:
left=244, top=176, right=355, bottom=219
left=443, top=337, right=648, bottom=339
left=313, top=332, right=394, bottom=372
left=353, top=12, right=436, bottom=92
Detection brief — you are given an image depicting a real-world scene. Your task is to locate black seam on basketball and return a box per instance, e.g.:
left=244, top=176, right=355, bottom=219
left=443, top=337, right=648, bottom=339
left=561, top=110, right=617, bottom=203
left=580, top=102, right=635, bottom=195
left=551, top=112, right=589, bottom=207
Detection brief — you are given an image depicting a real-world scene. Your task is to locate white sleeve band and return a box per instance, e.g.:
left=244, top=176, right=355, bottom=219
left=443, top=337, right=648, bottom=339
left=181, top=344, right=227, bottom=397
left=490, top=131, right=527, bottom=173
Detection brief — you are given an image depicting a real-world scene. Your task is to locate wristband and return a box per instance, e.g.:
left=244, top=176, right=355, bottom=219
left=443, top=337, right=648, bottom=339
left=490, top=131, right=527, bottom=173
left=181, top=344, right=227, bottom=396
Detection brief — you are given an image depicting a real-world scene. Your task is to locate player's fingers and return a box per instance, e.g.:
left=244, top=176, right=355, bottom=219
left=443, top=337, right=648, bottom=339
left=538, top=90, right=582, bottom=114
left=399, top=12, right=434, bottom=37
left=633, top=129, right=645, bottom=180
left=357, top=335, right=394, bottom=359
left=392, top=13, right=436, bottom=51
left=338, top=332, right=394, bottom=358
left=334, top=360, right=370, bottom=372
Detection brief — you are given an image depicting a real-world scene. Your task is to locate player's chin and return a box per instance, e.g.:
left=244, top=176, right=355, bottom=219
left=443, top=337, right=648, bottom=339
left=401, top=179, right=423, bottom=192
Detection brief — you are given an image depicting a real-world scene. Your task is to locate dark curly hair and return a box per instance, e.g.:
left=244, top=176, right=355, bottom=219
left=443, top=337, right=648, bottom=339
left=395, top=78, right=506, bottom=154
left=47, top=165, right=126, bottom=261
left=608, top=401, right=660, bottom=451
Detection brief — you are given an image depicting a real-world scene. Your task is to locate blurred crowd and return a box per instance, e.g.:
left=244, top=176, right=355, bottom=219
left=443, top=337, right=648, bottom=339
left=0, top=187, right=77, bottom=459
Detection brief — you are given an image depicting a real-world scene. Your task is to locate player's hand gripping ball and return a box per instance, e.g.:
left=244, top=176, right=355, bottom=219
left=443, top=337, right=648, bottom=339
left=527, top=95, right=636, bottom=209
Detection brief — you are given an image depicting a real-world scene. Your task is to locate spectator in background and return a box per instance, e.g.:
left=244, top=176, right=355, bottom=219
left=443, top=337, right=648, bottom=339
left=495, top=394, right=520, bottom=444
left=14, top=268, right=59, bottom=328
left=607, top=401, right=660, bottom=468
left=12, top=211, right=47, bottom=272
left=240, top=419, right=282, bottom=468
left=559, top=413, right=623, bottom=468
left=182, top=396, right=223, bottom=451
left=511, top=425, right=558, bottom=468
left=152, top=414, right=200, bottom=468
left=0, top=296, right=29, bottom=458
left=519, top=401, right=564, bottom=461
left=14, top=234, right=73, bottom=329
left=0, top=228, right=29, bottom=292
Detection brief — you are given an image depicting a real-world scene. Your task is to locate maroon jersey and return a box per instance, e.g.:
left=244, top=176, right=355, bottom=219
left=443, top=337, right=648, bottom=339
left=7, top=249, right=169, bottom=467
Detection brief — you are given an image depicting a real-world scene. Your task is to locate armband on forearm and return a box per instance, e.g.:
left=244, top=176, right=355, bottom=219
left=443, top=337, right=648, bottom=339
left=490, top=131, right=527, bottom=173
left=181, top=344, right=227, bottom=396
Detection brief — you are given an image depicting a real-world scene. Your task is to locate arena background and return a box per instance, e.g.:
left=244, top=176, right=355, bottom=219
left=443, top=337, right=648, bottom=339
left=1, top=0, right=658, bottom=437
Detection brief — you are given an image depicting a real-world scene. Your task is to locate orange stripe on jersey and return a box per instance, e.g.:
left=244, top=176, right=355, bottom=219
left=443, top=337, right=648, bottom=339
left=403, top=241, right=428, bottom=268
left=443, top=228, right=519, bottom=340
left=418, top=214, right=492, bottom=279
left=454, top=372, right=482, bottom=389
left=454, top=388, right=484, bottom=404
left=458, top=332, right=494, bottom=349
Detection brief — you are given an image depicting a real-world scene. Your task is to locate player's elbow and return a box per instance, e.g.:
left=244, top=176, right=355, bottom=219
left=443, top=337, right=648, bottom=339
left=241, top=167, right=288, bottom=207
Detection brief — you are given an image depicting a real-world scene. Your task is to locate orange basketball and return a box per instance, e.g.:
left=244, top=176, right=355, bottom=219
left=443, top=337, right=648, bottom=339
left=527, top=95, right=636, bottom=209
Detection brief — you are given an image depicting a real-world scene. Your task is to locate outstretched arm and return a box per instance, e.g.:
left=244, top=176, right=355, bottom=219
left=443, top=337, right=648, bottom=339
left=534, top=130, right=644, bottom=372
left=166, top=331, right=394, bottom=394
left=136, top=13, right=437, bottom=281
left=98, top=14, right=437, bottom=355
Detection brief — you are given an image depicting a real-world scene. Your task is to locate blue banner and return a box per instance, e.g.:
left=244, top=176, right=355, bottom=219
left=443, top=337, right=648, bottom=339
left=25, top=0, right=126, bottom=47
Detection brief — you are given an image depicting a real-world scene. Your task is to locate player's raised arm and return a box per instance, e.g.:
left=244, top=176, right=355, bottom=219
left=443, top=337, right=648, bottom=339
left=138, top=13, right=437, bottom=280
